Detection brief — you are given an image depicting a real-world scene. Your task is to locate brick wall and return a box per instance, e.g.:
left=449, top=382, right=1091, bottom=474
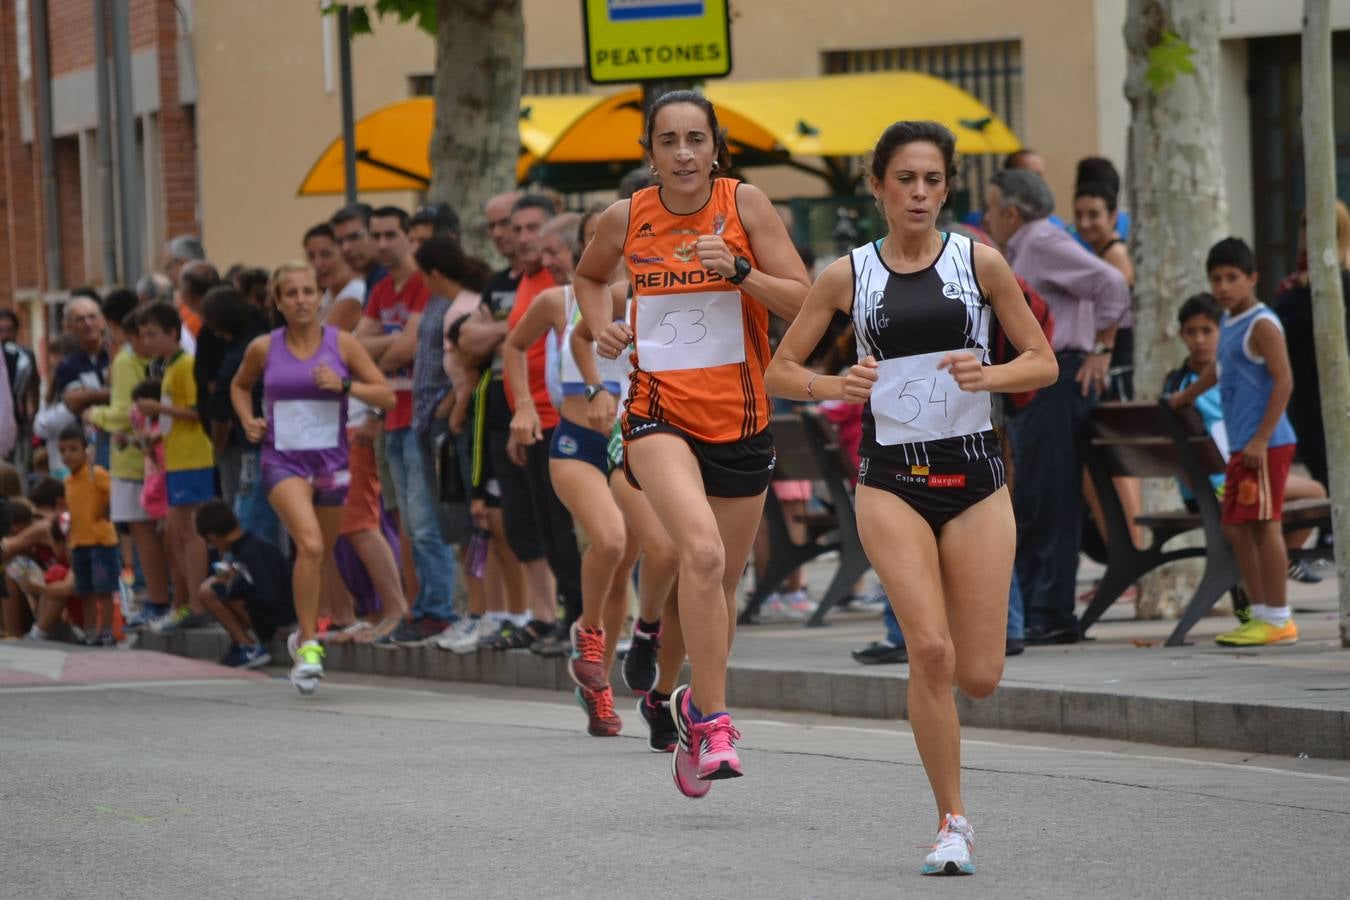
left=48, top=0, right=95, bottom=77
left=2, top=0, right=189, bottom=301
left=155, top=0, right=196, bottom=242
left=54, top=136, right=85, bottom=287
left=0, top=0, right=43, bottom=303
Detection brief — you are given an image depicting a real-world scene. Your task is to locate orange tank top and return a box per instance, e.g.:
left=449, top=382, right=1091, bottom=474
left=622, top=179, right=770, bottom=444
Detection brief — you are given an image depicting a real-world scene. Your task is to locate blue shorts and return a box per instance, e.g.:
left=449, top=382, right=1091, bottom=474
left=549, top=418, right=608, bottom=476
left=73, top=545, right=121, bottom=596
left=166, top=467, right=216, bottom=507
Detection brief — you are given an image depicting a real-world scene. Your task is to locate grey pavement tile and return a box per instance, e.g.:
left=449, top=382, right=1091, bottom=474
left=1193, top=702, right=1267, bottom=755
left=954, top=689, right=998, bottom=730
left=779, top=669, right=832, bottom=713
left=477, top=648, right=512, bottom=686
left=727, top=666, right=784, bottom=710
left=1255, top=706, right=1345, bottom=760
left=827, top=672, right=890, bottom=718
left=509, top=650, right=555, bottom=690
left=1126, top=696, right=1196, bottom=748
left=996, top=686, right=1062, bottom=734
left=1060, top=690, right=1129, bottom=740
left=883, top=676, right=909, bottom=720
left=1190, top=702, right=1345, bottom=759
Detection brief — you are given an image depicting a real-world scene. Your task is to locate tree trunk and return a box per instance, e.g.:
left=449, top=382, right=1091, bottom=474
left=1124, top=0, right=1227, bottom=619
left=427, top=0, right=523, bottom=260
left=1300, top=0, right=1350, bottom=647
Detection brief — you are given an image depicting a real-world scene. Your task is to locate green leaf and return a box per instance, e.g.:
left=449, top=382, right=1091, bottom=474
left=331, top=0, right=437, bottom=38
left=1145, top=30, right=1196, bottom=93
left=349, top=6, right=373, bottom=34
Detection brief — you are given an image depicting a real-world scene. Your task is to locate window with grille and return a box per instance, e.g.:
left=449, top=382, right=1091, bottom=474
left=823, top=40, right=1023, bottom=213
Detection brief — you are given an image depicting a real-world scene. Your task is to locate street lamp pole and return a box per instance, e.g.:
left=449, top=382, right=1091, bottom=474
left=338, top=4, right=358, bottom=205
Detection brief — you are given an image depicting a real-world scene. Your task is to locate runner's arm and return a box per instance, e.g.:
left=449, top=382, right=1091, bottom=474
left=735, top=183, right=811, bottom=321
left=764, top=258, right=856, bottom=401
left=230, top=336, right=269, bottom=431
left=574, top=201, right=631, bottom=344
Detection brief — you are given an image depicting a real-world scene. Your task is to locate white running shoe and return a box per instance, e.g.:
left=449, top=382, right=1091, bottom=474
left=432, top=617, right=482, bottom=654
left=922, top=813, right=975, bottom=876
left=761, top=593, right=805, bottom=620
left=783, top=589, right=817, bottom=617
left=288, top=633, right=325, bottom=695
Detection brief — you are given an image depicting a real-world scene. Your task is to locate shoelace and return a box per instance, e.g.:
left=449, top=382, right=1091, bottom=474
left=590, top=688, right=616, bottom=721
left=577, top=628, right=605, bottom=663
left=298, top=643, right=325, bottom=665
left=699, top=718, right=742, bottom=756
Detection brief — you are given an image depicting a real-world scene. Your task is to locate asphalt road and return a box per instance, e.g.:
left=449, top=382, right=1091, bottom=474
left=3, top=668, right=1349, bottom=900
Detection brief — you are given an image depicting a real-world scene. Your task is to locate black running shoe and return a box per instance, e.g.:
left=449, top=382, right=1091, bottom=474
left=503, top=619, right=551, bottom=650
left=851, top=641, right=908, bottom=665
left=479, top=621, right=518, bottom=650
left=622, top=625, right=660, bottom=693
left=637, top=692, right=677, bottom=752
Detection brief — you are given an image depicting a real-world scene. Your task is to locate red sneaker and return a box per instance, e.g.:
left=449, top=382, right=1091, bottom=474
left=568, top=622, right=608, bottom=692
left=575, top=685, right=622, bottom=737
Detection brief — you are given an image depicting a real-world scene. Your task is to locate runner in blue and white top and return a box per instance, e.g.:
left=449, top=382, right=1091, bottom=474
left=765, top=121, right=1058, bottom=877
left=502, top=212, right=639, bottom=739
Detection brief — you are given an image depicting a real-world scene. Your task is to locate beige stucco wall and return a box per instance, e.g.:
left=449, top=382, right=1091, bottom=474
left=526, top=0, right=1102, bottom=211
left=197, top=0, right=1110, bottom=264
left=194, top=0, right=432, bottom=269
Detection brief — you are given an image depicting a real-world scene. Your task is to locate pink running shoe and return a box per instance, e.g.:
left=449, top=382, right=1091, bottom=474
left=692, top=714, right=743, bottom=780
left=669, top=685, right=711, bottom=798
left=567, top=622, right=608, bottom=691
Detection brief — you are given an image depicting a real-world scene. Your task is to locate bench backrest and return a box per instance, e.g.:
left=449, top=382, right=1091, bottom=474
left=1090, top=401, right=1227, bottom=480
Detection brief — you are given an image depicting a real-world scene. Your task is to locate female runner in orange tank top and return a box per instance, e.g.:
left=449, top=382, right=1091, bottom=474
left=574, top=92, right=809, bottom=795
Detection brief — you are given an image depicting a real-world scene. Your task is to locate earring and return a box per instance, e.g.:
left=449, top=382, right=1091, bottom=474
left=711, top=161, right=719, bottom=172
left=649, top=165, right=657, bottom=175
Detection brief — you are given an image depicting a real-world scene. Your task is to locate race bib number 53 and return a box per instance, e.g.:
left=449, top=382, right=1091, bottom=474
left=872, top=350, right=991, bottom=446
left=635, top=291, right=745, bottom=373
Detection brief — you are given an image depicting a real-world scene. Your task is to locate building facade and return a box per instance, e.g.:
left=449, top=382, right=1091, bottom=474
left=2, top=0, right=1347, bottom=319
left=0, top=0, right=197, bottom=334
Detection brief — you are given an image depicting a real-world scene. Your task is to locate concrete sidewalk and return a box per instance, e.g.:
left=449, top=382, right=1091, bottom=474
left=135, top=561, right=1350, bottom=761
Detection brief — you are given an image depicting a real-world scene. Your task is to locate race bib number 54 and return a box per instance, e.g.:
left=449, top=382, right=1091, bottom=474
left=635, top=291, right=745, bottom=373
left=872, top=350, right=991, bottom=446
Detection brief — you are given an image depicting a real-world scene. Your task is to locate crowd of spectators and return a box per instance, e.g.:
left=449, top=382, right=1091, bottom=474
left=0, top=152, right=1341, bottom=670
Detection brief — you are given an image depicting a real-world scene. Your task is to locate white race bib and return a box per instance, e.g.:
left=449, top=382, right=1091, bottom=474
left=872, top=350, right=991, bottom=446
left=634, top=291, right=745, bottom=373
left=273, top=399, right=342, bottom=451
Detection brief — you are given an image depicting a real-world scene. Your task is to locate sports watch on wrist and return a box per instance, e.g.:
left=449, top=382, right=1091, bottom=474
left=340, top=377, right=352, bottom=395
left=1091, top=342, right=1113, bottom=356
left=727, top=255, right=752, bottom=285
left=583, top=383, right=606, bottom=402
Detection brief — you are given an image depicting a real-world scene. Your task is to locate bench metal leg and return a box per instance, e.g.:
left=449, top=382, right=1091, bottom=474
left=1165, top=552, right=1240, bottom=647
left=805, top=548, right=872, bottom=628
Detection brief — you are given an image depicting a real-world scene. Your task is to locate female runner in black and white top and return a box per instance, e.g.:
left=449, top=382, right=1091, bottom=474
left=765, top=121, right=1056, bottom=876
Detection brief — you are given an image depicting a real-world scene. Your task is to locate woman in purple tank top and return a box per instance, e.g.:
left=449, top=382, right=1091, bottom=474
left=231, top=261, right=394, bottom=693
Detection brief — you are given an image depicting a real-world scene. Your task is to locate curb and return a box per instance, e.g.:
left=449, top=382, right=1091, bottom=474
left=137, top=630, right=1350, bottom=761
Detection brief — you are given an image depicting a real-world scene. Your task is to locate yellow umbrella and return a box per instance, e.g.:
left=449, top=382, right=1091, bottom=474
left=297, top=72, right=1019, bottom=195
left=705, top=72, right=1021, bottom=157
left=297, top=93, right=609, bottom=196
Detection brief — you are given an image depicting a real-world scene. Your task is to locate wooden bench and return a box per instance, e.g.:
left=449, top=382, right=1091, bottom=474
left=739, top=410, right=871, bottom=627
left=1080, top=400, right=1332, bottom=646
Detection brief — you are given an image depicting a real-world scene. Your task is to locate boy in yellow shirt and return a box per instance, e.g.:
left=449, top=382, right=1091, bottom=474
left=58, top=426, right=121, bottom=646
left=134, top=303, right=215, bottom=632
